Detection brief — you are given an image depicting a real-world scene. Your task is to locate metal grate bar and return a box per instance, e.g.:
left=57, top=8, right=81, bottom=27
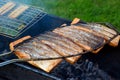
left=8, top=5, right=29, bottom=18
left=17, top=7, right=46, bottom=24
left=0, top=16, right=25, bottom=37
left=0, top=16, right=23, bottom=28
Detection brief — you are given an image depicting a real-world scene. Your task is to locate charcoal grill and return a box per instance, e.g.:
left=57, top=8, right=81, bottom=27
left=0, top=0, right=120, bottom=80
left=0, top=14, right=120, bottom=80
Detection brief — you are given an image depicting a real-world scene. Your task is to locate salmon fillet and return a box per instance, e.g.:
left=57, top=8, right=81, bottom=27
left=73, top=23, right=119, bottom=47
left=14, top=39, right=62, bottom=73
left=53, top=26, right=105, bottom=51
left=36, top=32, right=83, bottom=64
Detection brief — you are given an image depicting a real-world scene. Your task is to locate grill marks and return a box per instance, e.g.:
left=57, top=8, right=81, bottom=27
left=75, top=23, right=117, bottom=40
left=16, top=32, right=83, bottom=64
left=40, top=32, right=83, bottom=53
left=68, top=26, right=106, bottom=49
left=74, top=23, right=119, bottom=47
left=53, top=26, right=104, bottom=50
left=39, top=34, right=82, bottom=64
left=16, top=39, right=61, bottom=58
left=16, top=40, right=62, bottom=73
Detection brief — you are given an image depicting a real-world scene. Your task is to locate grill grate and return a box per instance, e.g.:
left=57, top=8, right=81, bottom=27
left=0, top=16, right=25, bottom=37
left=0, top=0, right=46, bottom=38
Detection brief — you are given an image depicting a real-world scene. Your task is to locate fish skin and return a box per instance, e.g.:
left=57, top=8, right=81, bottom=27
left=53, top=26, right=104, bottom=50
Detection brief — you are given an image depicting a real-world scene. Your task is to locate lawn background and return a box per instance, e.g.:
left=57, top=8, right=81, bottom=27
left=14, top=0, right=120, bottom=31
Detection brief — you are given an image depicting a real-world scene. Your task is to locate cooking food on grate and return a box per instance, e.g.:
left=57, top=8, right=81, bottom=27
left=53, top=26, right=105, bottom=51
left=10, top=36, right=62, bottom=73
left=71, top=18, right=120, bottom=47
left=9, top=26, right=106, bottom=71
left=8, top=18, right=118, bottom=72
left=65, top=25, right=106, bottom=53
left=84, top=23, right=119, bottom=47
left=39, top=32, right=83, bottom=64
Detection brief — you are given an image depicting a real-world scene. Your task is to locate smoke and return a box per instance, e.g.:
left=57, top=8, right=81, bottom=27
left=12, top=0, right=55, bottom=12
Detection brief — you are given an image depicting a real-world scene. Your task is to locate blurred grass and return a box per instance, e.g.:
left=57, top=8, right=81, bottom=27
left=15, top=0, right=120, bottom=31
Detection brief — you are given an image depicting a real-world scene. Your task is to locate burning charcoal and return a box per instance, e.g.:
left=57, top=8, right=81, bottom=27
left=52, top=59, right=114, bottom=80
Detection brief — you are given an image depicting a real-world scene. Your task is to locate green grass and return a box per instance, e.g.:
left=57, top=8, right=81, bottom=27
left=15, top=0, right=120, bottom=31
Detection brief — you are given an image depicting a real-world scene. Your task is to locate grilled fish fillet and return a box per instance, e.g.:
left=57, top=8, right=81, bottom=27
left=68, top=25, right=106, bottom=53
left=37, top=32, right=83, bottom=64
left=53, top=26, right=105, bottom=51
left=14, top=39, right=62, bottom=73
left=74, top=23, right=119, bottom=47
left=42, top=32, right=83, bottom=53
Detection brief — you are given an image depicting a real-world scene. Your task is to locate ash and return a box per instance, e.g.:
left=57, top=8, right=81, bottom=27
left=52, top=59, right=113, bottom=80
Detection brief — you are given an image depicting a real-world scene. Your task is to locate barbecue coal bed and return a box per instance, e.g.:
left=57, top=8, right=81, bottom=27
left=0, top=14, right=120, bottom=80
